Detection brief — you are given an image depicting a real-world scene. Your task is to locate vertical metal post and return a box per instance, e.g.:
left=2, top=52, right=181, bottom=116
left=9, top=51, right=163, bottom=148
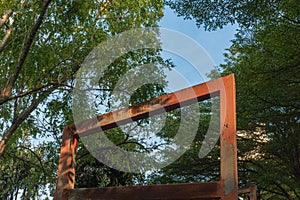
left=53, top=74, right=238, bottom=200
left=54, top=125, right=78, bottom=200
left=249, top=185, right=258, bottom=200
left=238, top=185, right=258, bottom=200
left=220, top=74, right=238, bottom=199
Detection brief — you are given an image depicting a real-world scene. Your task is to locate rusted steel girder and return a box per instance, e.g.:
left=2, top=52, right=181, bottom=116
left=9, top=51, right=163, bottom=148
left=54, top=74, right=238, bottom=200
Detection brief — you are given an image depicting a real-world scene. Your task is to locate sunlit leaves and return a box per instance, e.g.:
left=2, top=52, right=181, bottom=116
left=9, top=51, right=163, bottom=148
left=166, top=0, right=300, bottom=198
left=0, top=0, right=165, bottom=198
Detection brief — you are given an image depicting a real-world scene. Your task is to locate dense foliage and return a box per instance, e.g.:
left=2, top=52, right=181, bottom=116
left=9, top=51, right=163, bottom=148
left=1, top=0, right=299, bottom=199
left=166, top=0, right=300, bottom=199
left=0, top=0, right=165, bottom=198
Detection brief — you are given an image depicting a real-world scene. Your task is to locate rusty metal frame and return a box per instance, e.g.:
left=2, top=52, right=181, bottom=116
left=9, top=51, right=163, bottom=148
left=238, top=185, right=258, bottom=200
left=54, top=74, right=238, bottom=200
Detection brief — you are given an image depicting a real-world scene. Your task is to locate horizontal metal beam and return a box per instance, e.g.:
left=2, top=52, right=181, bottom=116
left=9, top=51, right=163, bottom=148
left=55, top=74, right=238, bottom=200
left=64, top=182, right=222, bottom=200
left=73, top=76, right=228, bottom=137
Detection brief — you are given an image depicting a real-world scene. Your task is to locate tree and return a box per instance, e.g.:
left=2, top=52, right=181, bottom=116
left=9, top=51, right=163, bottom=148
left=147, top=100, right=222, bottom=184
left=166, top=0, right=300, bottom=199
left=0, top=0, right=166, bottom=198
left=222, top=21, right=300, bottom=199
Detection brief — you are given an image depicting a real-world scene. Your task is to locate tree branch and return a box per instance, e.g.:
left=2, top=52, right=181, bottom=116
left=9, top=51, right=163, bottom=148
left=0, top=9, right=13, bottom=28
left=280, top=13, right=300, bottom=26
left=1, top=0, right=52, bottom=99
left=0, top=27, right=12, bottom=53
left=0, top=82, right=55, bottom=105
left=272, top=180, right=293, bottom=200
left=0, top=81, right=111, bottom=106
left=96, top=0, right=111, bottom=18
left=0, top=87, right=55, bottom=159
left=17, top=145, right=47, bottom=181
left=0, top=60, right=83, bottom=158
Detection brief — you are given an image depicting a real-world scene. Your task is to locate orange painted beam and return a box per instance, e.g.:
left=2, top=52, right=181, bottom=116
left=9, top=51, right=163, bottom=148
left=54, top=74, right=238, bottom=200
left=54, top=126, right=79, bottom=200
left=219, top=74, right=238, bottom=199
left=238, top=185, right=258, bottom=200
left=65, top=182, right=222, bottom=200
left=73, top=75, right=230, bottom=137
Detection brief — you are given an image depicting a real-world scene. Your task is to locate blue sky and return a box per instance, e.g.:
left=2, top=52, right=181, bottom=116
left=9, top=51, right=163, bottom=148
left=155, top=7, right=237, bottom=89
left=159, top=7, right=237, bottom=67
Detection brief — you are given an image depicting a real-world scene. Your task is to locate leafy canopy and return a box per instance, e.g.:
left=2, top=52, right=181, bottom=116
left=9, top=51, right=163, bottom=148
left=166, top=0, right=300, bottom=198
left=0, top=0, right=167, bottom=198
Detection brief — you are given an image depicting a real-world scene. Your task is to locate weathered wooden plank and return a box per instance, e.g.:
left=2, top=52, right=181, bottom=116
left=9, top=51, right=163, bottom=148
left=65, top=182, right=222, bottom=200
